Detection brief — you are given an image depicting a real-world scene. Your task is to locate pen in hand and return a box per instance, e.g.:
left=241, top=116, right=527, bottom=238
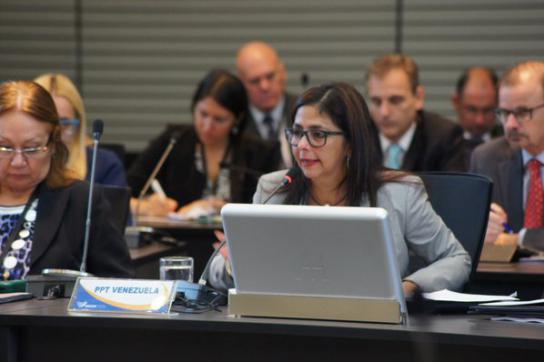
left=503, top=222, right=514, bottom=234
left=151, top=179, right=167, bottom=200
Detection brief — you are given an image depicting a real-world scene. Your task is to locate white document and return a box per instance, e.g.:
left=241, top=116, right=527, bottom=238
left=519, top=254, right=544, bottom=262
left=491, top=317, right=544, bottom=324
left=168, top=205, right=216, bottom=221
left=479, top=298, right=544, bottom=307
left=423, top=289, right=518, bottom=303
left=167, top=212, right=190, bottom=221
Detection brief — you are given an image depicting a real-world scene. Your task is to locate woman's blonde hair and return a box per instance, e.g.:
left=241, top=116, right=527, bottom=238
left=34, top=73, right=87, bottom=179
left=0, top=80, right=75, bottom=188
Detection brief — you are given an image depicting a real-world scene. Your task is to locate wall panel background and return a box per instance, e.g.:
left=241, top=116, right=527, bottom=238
left=0, top=0, right=542, bottom=151
left=403, top=0, right=544, bottom=118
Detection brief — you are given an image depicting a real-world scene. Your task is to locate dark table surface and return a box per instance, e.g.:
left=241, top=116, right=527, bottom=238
left=130, top=217, right=221, bottom=279
left=1, top=298, right=544, bottom=362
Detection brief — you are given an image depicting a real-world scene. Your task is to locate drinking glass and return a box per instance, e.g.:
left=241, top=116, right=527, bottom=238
left=159, top=256, right=194, bottom=282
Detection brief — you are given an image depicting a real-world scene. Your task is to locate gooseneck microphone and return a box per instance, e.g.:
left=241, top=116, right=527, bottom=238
left=138, top=130, right=181, bottom=201
left=134, top=130, right=181, bottom=221
left=262, top=167, right=300, bottom=204
left=198, top=240, right=226, bottom=286
left=301, top=72, right=310, bottom=89
left=198, top=168, right=300, bottom=287
left=80, top=119, right=104, bottom=273
left=27, top=119, right=105, bottom=298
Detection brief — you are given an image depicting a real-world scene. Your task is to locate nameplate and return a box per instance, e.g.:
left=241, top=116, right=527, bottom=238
left=480, top=243, right=517, bottom=263
left=68, top=278, right=176, bottom=314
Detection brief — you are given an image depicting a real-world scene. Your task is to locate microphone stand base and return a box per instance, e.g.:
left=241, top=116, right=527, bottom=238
left=26, top=274, right=77, bottom=299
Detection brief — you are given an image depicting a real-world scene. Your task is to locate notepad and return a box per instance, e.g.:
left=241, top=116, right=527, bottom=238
left=468, top=297, right=544, bottom=319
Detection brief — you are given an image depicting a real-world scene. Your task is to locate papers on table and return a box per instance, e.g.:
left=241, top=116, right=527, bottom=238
left=423, top=289, right=518, bottom=303
left=519, top=254, right=544, bottom=262
left=167, top=212, right=190, bottom=221
left=168, top=205, right=218, bottom=221
left=168, top=212, right=221, bottom=224
left=491, top=316, right=544, bottom=324
left=466, top=295, right=544, bottom=323
left=480, top=298, right=544, bottom=307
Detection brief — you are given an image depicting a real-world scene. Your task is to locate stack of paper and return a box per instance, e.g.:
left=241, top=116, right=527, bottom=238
left=423, top=289, right=518, bottom=303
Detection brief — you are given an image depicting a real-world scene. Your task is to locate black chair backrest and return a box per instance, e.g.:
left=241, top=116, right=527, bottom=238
left=100, top=143, right=127, bottom=166
left=98, top=185, right=131, bottom=232
left=418, top=172, right=493, bottom=276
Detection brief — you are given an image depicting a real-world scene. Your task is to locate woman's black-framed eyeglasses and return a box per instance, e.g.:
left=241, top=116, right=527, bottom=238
left=284, top=128, right=344, bottom=148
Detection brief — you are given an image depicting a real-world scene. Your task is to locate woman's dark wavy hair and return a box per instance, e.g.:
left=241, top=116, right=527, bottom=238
left=191, top=69, right=248, bottom=137
left=283, top=82, right=384, bottom=206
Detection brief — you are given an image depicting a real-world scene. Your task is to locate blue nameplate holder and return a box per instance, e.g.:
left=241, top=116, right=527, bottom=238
left=68, top=278, right=176, bottom=314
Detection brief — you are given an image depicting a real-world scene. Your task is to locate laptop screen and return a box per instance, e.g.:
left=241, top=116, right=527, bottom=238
left=221, top=203, right=406, bottom=312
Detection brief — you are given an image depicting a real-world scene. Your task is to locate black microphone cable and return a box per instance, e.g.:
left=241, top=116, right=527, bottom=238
left=198, top=240, right=226, bottom=286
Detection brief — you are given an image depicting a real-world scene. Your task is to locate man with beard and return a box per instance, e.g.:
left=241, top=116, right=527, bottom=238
left=470, top=60, right=544, bottom=251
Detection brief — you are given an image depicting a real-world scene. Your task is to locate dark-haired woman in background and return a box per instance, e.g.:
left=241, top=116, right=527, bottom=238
left=210, top=82, right=470, bottom=296
left=0, top=81, right=132, bottom=279
left=128, top=69, right=279, bottom=217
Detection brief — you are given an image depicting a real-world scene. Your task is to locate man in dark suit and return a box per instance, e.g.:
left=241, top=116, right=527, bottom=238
left=366, top=54, right=468, bottom=172
left=470, top=61, right=544, bottom=251
left=236, top=41, right=296, bottom=168
left=452, top=66, right=502, bottom=150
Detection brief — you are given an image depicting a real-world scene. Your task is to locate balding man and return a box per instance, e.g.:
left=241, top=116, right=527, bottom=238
left=237, top=41, right=296, bottom=167
left=452, top=67, right=502, bottom=149
left=470, top=61, right=544, bottom=251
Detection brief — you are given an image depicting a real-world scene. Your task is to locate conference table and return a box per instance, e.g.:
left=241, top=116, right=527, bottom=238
left=129, top=216, right=544, bottom=300
left=136, top=215, right=222, bottom=231
left=131, top=216, right=221, bottom=279
left=1, top=297, right=543, bottom=362
left=473, top=261, right=544, bottom=299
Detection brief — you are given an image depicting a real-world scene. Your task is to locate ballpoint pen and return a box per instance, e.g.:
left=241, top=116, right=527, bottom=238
left=503, top=222, right=514, bottom=234
left=151, top=179, right=167, bottom=200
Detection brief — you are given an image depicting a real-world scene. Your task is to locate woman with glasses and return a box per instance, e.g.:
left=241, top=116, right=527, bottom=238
left=210, top=82, right=470, bottom=296
left=34, top=73, right=127, bottom=187
left=127, top=69, right=279, bottom=217
left=0, top=81, right=132, bottom=280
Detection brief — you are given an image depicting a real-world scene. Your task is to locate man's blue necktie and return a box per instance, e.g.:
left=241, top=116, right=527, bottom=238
left=385, top=143, right=403, bottom=169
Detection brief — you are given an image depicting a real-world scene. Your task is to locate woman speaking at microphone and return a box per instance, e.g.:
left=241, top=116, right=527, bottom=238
left=127, top=69, right=279, bottom=217
left=210, top=83, right=470, bottom=296
left=0, top=81, right=132, bottom=280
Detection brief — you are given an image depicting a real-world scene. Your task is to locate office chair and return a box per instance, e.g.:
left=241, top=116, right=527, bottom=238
left=100, top=143, right=127, bottom=167
left=98, top=185, right=131, bottom=233
left=418, top=172, right=493, bottom=276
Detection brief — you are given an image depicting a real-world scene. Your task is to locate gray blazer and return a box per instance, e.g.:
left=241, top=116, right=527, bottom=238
left=470, top=137, right=524, bottom=230
left=470, top=136, right=544, bottom=251
left=210, top=170, right=471, bottom=293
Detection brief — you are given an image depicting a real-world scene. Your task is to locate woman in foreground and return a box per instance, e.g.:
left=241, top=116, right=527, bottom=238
left=0, top=80, right=132, bottom=280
